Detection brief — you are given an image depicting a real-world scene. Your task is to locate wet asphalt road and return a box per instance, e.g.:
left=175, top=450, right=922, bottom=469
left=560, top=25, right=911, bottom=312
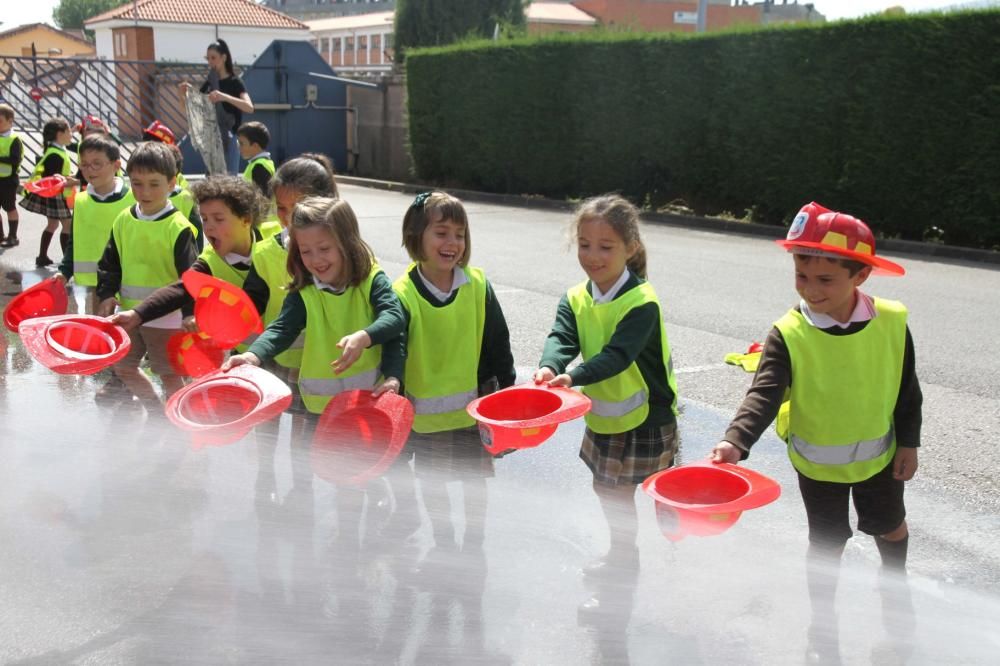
left=1, top=184, right=999, bottom=664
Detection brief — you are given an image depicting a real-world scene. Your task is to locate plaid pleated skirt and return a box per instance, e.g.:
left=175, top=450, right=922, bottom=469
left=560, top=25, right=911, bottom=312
left=408, top=426, right=495, bottom=479
left=581, top=421, right=680, bottom=486
left=19, top=191, right=72, bottom=219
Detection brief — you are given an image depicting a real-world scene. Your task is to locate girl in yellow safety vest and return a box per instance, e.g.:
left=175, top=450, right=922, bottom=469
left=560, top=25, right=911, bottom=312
left=534, top=194, right=680, bottom=579
left=224, top=196, right=406, bottom=549
left=19, top=117, right=78, bottom=267
left=391, top=191, right=516, bottom=559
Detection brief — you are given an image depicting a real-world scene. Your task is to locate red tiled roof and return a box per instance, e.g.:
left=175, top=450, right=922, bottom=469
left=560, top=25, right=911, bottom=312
left=85, top=0, right=308, bottom=30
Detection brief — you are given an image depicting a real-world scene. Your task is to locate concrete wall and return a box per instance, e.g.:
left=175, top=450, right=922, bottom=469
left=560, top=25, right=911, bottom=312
left=347, top=74, right=411, bottom=181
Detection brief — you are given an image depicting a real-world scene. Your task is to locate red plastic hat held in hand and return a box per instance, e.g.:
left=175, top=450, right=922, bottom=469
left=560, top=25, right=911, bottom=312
left=642, top=462, right=781, bottom=542
left=166, top=330, right=224, bottom=377
left=182, top=270, right=262, bottom=350
left=466, top=383, right=591, bottom=455
left=165, top=364, right=292, bottom=448
left=777, top=202, right=904, bottom=276
left=311, top=389, right=414, bottom=487
left=3, top=277, right=69, bottom=332
left=18, top=315, right=131, bottom=375
left=25, top=175, right=67, bottom=198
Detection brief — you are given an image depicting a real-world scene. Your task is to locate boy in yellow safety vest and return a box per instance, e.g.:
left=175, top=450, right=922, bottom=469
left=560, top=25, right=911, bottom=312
left=0, top=103, right=24, bottom=247
left=96, top=142, right=198, bottom=413
left=710, top=202, right=922, bottom=662
left=236, top=121, right=274, bottom=196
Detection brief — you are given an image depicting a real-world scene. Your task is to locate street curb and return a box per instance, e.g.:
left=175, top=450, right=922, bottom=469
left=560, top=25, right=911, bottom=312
left=338, top=175, right=1000, bottom=267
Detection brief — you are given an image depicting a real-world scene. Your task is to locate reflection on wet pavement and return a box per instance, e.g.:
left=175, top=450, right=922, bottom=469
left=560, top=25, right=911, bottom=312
left=2, top=284, right=999, bottom=664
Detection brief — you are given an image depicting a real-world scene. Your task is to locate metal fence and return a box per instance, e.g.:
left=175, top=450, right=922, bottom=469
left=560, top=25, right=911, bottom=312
left=0, top=55, right=220, bottom=179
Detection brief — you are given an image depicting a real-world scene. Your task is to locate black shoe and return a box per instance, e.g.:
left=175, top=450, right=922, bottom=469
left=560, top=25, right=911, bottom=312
left=582, top=546, right=639, bottom=579
left=0, top=236, right=18, bottom=247
left=35, top=255, right=53, bottom=267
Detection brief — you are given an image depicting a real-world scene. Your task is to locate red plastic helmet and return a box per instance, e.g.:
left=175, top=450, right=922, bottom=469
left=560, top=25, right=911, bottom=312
left=18, top=315, right=131, bottom=375
left=311, top=390, right=415, bottom=487
left=76, top=114, right=105, bottom=134
left=166, top=331, right=225, bottom=377
left=143, top=120, right=176, bottom=145
left=181, top=270, right=263, bottom=350
left=165, top=364, right=293, bottom=448
left=466, top=383, right=591, bottom=455
left=642, top=462, right=781, bottom=542
left=3, top=277, right=69, bottom=332
left=25, top=175, right=67, bottom=198
left=777, top=202, right=904, bottom=276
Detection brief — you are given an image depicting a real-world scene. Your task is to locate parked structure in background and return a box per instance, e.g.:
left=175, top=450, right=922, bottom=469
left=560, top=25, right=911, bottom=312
left=84, top=0, right=311, bottom=63
left=569, top=0, right=824, bottom=32
left=262, top=0, right=397, bottom=21
left=0, top=23, right=95, bottom=58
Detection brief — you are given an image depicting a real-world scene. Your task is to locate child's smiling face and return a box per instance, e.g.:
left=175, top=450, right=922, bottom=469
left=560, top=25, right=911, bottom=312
left=295, top=224, right=345, bottom=287
left=419, top=211, right=466, bottom=276
left=577, top=216, right=636, bottom=294
left=793, top=254, right=871, bottom=323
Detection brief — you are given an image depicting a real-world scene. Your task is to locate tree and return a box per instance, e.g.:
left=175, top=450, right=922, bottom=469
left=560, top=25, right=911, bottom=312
left=52, top=0, right=129, bottom=32
left=395, top=0, right=526, bottom=60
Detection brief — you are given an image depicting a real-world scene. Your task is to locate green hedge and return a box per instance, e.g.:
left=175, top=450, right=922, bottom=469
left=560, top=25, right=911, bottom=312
left=406, top=12, right=1000, bottom=248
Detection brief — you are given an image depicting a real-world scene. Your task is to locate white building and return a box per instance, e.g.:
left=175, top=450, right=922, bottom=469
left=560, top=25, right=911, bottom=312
left=85, top=0, right=311, bottom=64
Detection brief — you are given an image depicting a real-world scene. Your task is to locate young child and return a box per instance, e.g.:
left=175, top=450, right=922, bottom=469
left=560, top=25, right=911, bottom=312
left=393, top=191, right=516, bottom=557
left=108, top=175, right=270, bottom=334
left=163, top=147, right=203, bottom=251
left=709, top=203, right=921, bottom=658
left=236, top=121, right=274, bottom=195
left=225, top=196, right=405, bottom=549
left=55, top=135, right=135, bottom=311
left=0, top=103, right=23, bottom=247
left=20, top=117, right=77, bottom=266
left=535, top=194, right=679, bottom=576
left=96, top=142, right=199, bottom=411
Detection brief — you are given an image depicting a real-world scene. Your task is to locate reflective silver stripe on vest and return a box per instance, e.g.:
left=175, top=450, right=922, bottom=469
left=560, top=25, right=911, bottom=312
left=299, top=368, right=378, bottom=396
left=120, top=285, right=161, bottom=301
left=407, top=389, right=477, bottom=415
left=790, top=427, right=894, bottom=466
left=74, top=261, right=99, bottom=274
left=588, top=388, right=647, bottom=419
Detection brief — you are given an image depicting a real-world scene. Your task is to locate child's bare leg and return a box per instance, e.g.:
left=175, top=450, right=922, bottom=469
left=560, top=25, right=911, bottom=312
left=875, top=520, right=909, bottom=572
left=160, top=373, right=184, bottom=399
left=113, top=363, right=159, bottom=405
left=584, top=480, right=639, bottom=576
left=421, top=477, right=453, bottom=548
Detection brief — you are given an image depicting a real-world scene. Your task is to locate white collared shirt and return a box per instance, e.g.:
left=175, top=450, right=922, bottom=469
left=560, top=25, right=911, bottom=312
left=313, top=274, right=345, bottom=295
left=224, top=252, right=251, bottom=267
left=249, top=151, right=271, bottom=162
left=135, top=201, right=175, bottom=221
left=87, top=177, right=125, bottom=202
left=591, top=269, right=631, bottom=304
left=0, top=130, right=11, bottom=138
left=417, top=265, right=468, bottom=303
left=800, top=290, right=877, bottom=329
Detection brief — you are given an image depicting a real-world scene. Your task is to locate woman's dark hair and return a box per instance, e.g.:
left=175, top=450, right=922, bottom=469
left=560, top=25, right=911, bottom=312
left=191, top=175, right=267, bottom=228
left=208, top=39, right=235, bottom=76
left=42, top=117, right=70, bottom=145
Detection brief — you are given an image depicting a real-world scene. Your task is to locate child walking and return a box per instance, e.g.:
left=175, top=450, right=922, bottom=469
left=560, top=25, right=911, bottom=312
left=96, top=142, right=199, bottom=412
left=0, top=103, right=24, bottom=247
left=20, top=117, right=77, bottom=266
left=535, top=194, right=679, bottom=577
left=236, top=121, right=275, bottom=195
left=709, top=203, right=921, bottom=661
left=393, top=191, right=516, bottom=559
left=225, top=196, right=405, bottom=552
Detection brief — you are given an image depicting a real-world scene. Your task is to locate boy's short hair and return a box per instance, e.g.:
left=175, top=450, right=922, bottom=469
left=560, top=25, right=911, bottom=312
left=79, top=135, right=120, bottom=162
left=794, top=253, right=868, bottom=277
left=0, top=104, right=14, bottom=121
left=126, top=141, right=176, bottom=179
left=236, top=121, right=270, bottom=150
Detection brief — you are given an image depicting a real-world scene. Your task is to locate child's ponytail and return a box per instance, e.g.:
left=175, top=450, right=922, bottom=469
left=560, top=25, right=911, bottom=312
left=627, top=240, right=648, bottom=279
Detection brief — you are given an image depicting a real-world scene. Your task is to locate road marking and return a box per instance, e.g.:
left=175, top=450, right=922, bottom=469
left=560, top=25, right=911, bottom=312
left=674, top=364, right=724, bottom=375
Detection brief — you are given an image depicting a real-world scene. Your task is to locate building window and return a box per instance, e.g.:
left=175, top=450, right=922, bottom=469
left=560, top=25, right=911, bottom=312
left=114, top=33, right=127, bottom=57
left=321, top=38, right=330, bottom=53
left=333, top=38, right=342, bottom=51
left=384, top=33, right=393, bottom=49
left=371, top=35, right=380, bottom=49
left=359, top=35, right=367, bottom=48
left=346, top=36, right=354, bottom=49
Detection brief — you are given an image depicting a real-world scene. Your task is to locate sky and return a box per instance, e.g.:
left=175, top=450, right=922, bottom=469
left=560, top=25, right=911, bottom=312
left=0, top=0, right=990, bottom=32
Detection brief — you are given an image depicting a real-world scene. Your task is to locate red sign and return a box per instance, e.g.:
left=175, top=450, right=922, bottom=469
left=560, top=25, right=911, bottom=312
left=28, top=87, right=43, bottom=102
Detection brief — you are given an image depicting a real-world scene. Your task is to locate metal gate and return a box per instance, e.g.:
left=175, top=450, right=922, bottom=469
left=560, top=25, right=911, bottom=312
left=0, top=54, right=215, bottom=178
